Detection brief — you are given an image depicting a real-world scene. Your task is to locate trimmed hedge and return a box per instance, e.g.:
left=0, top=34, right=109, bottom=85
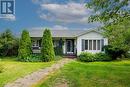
left=94, top=52, right=112, bottom=61
left=78, top=52, right=112, bottom=62
left=78, top=52, right=95, bottom=62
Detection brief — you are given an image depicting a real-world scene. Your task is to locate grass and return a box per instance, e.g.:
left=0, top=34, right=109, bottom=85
left=0, top=57, right=57, bottom=87
left=37, top=59, right=130, bottom=87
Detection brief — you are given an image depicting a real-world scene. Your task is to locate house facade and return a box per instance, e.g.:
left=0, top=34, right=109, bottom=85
left=30, top=29, right=108, bottom=55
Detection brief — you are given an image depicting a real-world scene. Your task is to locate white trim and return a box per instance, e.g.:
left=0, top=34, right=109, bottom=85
left=100, top=39, right=102, bottom=51
left=84, top=39, right=103, bottom=51
left=92, top=40, right=93, bottom=50
left=88, top=40, right=89, bottom=50
left=76, top=29, right=102, bottom=37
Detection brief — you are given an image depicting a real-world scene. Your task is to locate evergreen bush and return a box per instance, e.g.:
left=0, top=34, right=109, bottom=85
left=18, top=30, right=32, bottom=61
left=41, top=29, right=55, bottom=62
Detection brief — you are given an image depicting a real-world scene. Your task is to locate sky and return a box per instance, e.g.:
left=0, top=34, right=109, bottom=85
left=0, top=0, right=102, bottom=33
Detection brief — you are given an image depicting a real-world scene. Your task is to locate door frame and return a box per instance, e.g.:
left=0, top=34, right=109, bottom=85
left=66, top=39, right=74, bottom=54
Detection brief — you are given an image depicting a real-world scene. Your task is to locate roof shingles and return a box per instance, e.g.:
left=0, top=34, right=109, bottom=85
left=30, top=30, right=87, bottom=37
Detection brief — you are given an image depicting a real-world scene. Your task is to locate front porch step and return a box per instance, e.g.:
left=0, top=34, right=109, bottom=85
left=63, top=54, right=77, bottom=59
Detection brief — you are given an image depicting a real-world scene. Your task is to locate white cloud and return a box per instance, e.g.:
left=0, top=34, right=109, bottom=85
left=32, top=0, right=49, bottom=4
left=37, top=2, right=93, bottom=24
left=30, top=25, right=68, bottom=30
left=51, top=25, right=68, bottom=30
left=0, top=14, right=16, bottom=21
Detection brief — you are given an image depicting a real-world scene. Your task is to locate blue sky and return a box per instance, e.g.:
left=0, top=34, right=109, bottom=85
left=0, top=0, right=101, bottom=33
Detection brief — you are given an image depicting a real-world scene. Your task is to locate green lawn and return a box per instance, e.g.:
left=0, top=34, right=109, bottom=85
left=0, top=57, right=56, bottom=87
left=38, top=59, right=130, bottom=87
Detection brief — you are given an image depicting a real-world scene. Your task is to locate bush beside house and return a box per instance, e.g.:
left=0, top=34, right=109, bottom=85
left=41, top=29, right=55, bottom=62
left=78, top=52, right=111, bottom=62
left=94, top=52, right=112, bottom=61
left=103, top=45, right=127, bottom=60
left=18, top=30, right=32, bottom=61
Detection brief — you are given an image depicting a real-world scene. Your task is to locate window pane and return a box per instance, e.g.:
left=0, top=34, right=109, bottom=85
left=85, top=40, right=88, bottom=50
left=89, top=40, right=92, bottom=50
left=97, top=40, right=100, bottom=50
left=101, top=39, right=104, bottom=51
left=82, top=39, right=85, bottom=51
left=93, top=40, right=96, bottom=50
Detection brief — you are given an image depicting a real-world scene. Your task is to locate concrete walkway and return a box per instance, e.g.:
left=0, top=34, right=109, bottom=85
left=4, top=58, right=73, bottom=87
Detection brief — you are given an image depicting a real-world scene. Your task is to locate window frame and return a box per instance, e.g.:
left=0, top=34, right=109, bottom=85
left=83, top=39, right=104, bottom=51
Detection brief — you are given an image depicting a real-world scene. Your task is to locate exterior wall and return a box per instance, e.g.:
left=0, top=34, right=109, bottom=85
left=77, top=31, right=108, bottom=55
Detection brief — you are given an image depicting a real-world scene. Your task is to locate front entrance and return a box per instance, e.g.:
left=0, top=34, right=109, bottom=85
left=66, top=39, right=74, bottom=54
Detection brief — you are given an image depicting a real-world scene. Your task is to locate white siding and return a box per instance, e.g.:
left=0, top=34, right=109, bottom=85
left=77, top=31, right=108, bottom=55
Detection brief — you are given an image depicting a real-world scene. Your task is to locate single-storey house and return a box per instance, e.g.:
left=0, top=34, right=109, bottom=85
left=29, top=29, right=108, bottom=55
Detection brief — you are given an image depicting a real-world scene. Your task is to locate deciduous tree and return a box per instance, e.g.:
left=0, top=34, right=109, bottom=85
left=0, top=29, right=18, bottom=56
left=86, top=0, right=130, bottom=24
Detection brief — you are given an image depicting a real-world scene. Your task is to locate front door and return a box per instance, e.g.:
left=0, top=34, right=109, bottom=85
left=66, top=40, right=74, bottom=54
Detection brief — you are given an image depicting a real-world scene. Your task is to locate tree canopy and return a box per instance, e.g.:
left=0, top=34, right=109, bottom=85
left=0, top=29, right=18, bottom=56
left=86, top=0, right=130, bottom=24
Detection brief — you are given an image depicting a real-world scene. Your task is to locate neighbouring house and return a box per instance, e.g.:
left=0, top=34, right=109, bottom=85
left=30, top=29, right=108, bottom=55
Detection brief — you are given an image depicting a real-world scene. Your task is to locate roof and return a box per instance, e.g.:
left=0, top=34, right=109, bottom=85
left=29, top=29, right=101, bottom=38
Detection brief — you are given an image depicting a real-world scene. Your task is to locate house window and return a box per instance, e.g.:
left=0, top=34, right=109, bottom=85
left=89, top=40, right=92, bottom=50
left=93, top=40, right=96, bottom=50
left=101, top=39, right=104, bottom=51
left=85, top=40, right=88, bottom=50
left=84, top=39, right=104, bottom=51
left=32, top=40, right=39, bottom=47
left=97, top=40, right=100, bottom=50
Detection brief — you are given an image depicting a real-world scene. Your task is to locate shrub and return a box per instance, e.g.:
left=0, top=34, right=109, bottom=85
left=54, top=47, right=63, bottom=55
left=124, top=52, right=130, bottom=58
left=103, top=45, right=126, bottom=60
left=18, top=30, right=32, bottom=61
left=78, top=52, right=95, bottom=62
left=94, top=52, right=112, bottom=61
left=41, top=29, right=55, bottom=62
left=18, top=54, right=42, bottom=62
left=78, top=52, right=112, bottom=62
